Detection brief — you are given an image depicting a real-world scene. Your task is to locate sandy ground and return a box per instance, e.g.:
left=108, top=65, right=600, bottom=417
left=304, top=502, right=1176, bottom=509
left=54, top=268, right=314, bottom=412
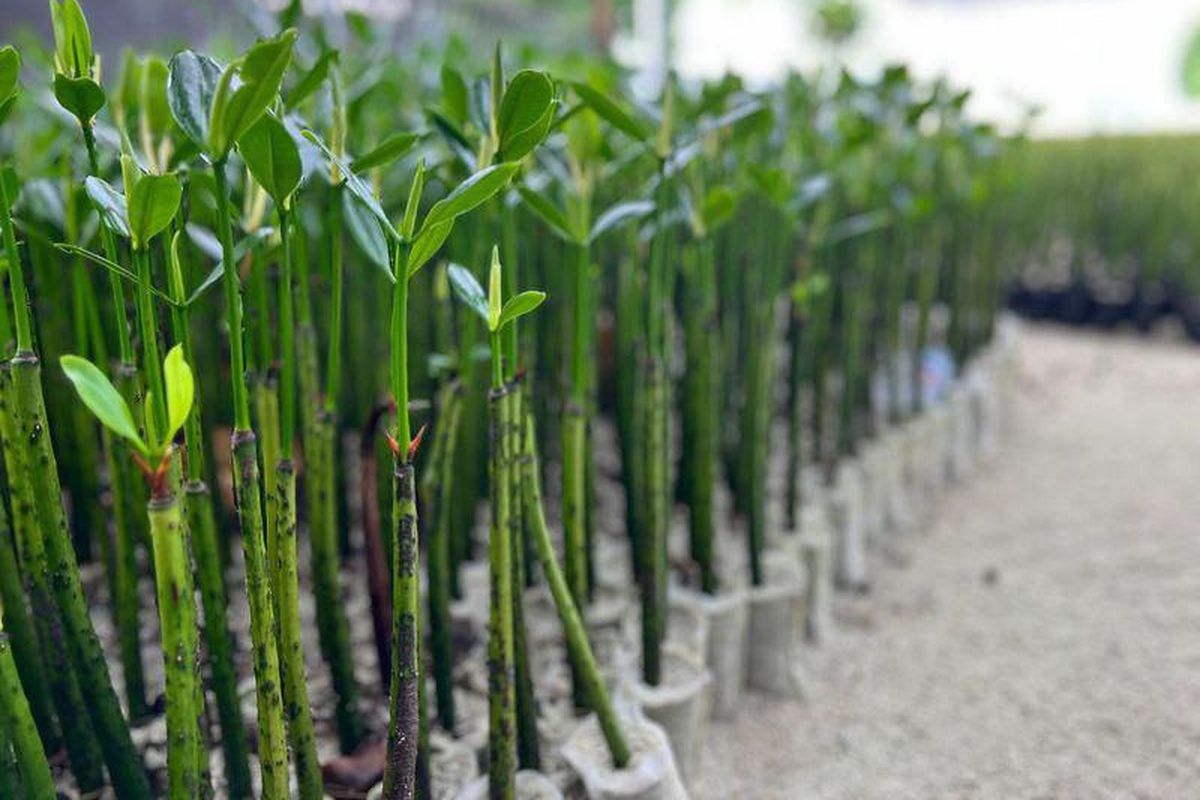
left=696, top=324, right=1200, bottom=799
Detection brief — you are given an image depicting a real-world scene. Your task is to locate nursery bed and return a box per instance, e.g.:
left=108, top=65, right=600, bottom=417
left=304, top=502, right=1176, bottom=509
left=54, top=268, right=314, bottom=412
left=695, top=324, right=1200, bottom=799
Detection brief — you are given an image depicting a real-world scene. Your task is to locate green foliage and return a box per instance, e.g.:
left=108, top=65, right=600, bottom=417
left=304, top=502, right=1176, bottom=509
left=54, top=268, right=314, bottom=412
left=52, top=73, right=105, bottom=125
left=166, top=51, right=222, bottom=151
left=60, top=355, right=147, bottom=456
left=497, top=70, right=555, bottom=161
left=126, top=169, right=182, bottom=250
left=48, top=0, right=94, bottom=78
left=422, top=162, right=520, bottom=231
left=209, top=29, right=298, bottom=157
left=568, top=80, right=652, bottom=144
left=350, top=132, right=420, bottom=173
left=239, top=113, right=303, bottom=208
left=84, top=176, right=132, bottom=239
left=448, top=262, right=487, bottom=324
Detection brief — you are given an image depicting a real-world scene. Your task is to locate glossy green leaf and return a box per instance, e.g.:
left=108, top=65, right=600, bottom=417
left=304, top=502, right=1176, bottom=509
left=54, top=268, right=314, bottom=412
left=516, top=185, right=579, bottom=243
left=569, top=80, right=652, bottom=144
left=163, top=344, right=194, bottom=447
left=239, top=113, right=302, bottom=207
left=53, top=73, right=105, bottom=124
left=342, top=188, right=392, bottom=281
left=1, top=167, right=18, bottom=206
left=350, top=132, right=419, bottom=173
left=0, top=47, right=19, bottom=103
left=128, top=172, right=181, bottom=250
left=447, top=262, right=487, bottom=324
left=497, top=70, right=555, bottom=161
left=49, top=0, right=93, bottom=78
left=0, top=96, right=16, bottom=127
left=167, top=50, right=222, bottom=150
left=588, top=200, right=654, bottom=244
left=84, top=176, right=131, bottom=239
left=487, top=247, right=502, bottom=331
left=60, top=354, right=147, bottom=455
left=303, top=130, right=398, bottom=240
left=406, top=219, right=453, bottom=279
left=210, top=29, right=297, bottom=157
left=497, top=290, right=546, bottom=330
left=286, top=49, right=337, bottom=110
left=421, top=162, right=519, bottom=232
left=400, top=160, right=426, bottom=240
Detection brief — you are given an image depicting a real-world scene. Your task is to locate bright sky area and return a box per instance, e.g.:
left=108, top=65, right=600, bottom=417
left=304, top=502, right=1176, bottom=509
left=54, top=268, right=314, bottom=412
left=668, top=0, right=1200, bottom=136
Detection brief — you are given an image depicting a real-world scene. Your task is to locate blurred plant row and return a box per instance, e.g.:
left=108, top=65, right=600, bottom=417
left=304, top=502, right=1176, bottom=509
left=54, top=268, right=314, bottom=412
left=0, top=2, right=1017, bottom=798
left=1007, top=135, right=1200, bottom=337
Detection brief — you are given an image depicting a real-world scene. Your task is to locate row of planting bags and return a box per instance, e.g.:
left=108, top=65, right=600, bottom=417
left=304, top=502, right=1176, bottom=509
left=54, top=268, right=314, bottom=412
left=404, top=315, right=1021, bottom=800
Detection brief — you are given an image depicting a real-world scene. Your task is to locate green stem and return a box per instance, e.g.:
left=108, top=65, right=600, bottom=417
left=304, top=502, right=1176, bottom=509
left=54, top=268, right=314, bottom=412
left=10, top=353, right=150, bottom=798
left=382, top=462, right=420, bottom=800
left=0, top=160, right=32, bottom=353
left=231, top=431, right=289, bottom=799
left=0, top=365, right=104, bottom=792
left=81, top=123, right=134, bottom=364
left=486, top=374, right=515, bottom=800
left=273, top=460, right=322, bottom=799
left=509, top=386, right=538, bottom=770
left=0, top=618, right=56, bottom=800
left=0, top=489, right=58, bottom=751
left=148, top=486, right=201, bottom=800
left=213, top=160, right=252, bottom=430
left=167, top=228, right=253, bottom=797
left=519, top=411, right=630, bottom=767
left=309, top=411, right=362, bottom=751
left=306, top=188, right=362, bottom=752
left=428, top=381, right=462, bottom=731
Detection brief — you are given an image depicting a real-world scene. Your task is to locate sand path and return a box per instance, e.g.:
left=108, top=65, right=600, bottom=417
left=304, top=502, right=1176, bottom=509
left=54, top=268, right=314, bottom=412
left=697, top=324, right=1200, bottom=799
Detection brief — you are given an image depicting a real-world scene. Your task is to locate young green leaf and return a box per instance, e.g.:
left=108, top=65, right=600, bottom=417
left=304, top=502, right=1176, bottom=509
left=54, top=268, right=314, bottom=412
left=49, top=0, right=93, bottom=78
left=406, top=220, right=454, bottom=280
left=209, top=29, right=298, bottom=157
left=167, top=50, right=222, bottom=150
left=0, top=46, right=19, bottom=102
left=487, top=245, right=502, bottom=332
left=496, top=290, right=546, bottom=330
left=447, top=262, right=488, bottom=324
left=0, top=47, right=19, bottom=127
left=84, top=176, right=132, bottom=239
left=286, top=49, right=337, bottom=111
left=128, top=172, right=182, bottom=250
left=60, top=354, right=147, bottom=456
left=440, top=65, right=469, bottom=127
left=587, top=199, right=654, bottom=244
left=516, top=185, right=579, bottom=243
left=239, top=113, right=302, bottom=208
left=420, top=162, right=519, bottom=232
left=342, top=189, right=392, bottom=281
left=163, top=344, right=194, bottom=447
left=303, top=130, right=399, bottom=240
left=350, top=132, right=420, bottom=173
left=568, top=80, right=652, bottom=144
left=497, top=70, right=555, bottom=161
left=53, top=73, right=106, bottom=124
left=399, top=159, right=426, bottom=240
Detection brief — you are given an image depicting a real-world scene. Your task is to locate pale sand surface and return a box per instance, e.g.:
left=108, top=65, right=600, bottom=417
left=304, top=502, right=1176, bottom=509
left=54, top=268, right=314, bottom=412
left=697, top=325, right=1200, bottom=799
